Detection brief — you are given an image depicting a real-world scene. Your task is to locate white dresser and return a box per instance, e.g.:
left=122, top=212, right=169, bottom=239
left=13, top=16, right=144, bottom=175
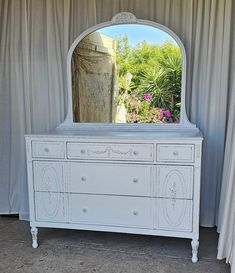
left=25, top=130, right=202, bottom=262
left=25, top=12, right=204, bottom=263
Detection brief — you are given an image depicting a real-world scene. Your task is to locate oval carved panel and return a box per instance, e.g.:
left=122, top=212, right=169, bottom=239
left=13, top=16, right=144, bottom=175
left=164, top=170, right=186, bottom=199
left=41, top=166, right=60, bottom=192
left=156, top=165, right=193, bottom=199
left=163, top=198, right=187, bottom=227
left=42, top=192, right=60, bottom=218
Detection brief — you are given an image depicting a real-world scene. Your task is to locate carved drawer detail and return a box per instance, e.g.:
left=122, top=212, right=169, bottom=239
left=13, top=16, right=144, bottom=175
left=69, top=194, right=153, bottom=228
left=35, top=192, right=65, bottom=222
left=32, top=141, right=64, bottom=159
left=156, top=165, right=193, bottom=199
left=109, top=144, right=153, bottom=161
left=68, top=162, right=152, bottom=196
left=33, top=162, right=64, bottom=192
left=156, top=198, right=192, bottom=232
left=157, top=144, right=194, bottom=163
left=67, top=142, right=153, bottom=161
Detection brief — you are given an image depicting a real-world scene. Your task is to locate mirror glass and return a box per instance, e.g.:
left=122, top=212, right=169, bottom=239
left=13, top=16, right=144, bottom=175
left=72, top=24, right=182, bottom=124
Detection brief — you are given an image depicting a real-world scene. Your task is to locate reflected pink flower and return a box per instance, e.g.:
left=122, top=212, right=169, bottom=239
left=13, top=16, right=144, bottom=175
left=163, top=110, right=171, bottom=118
left=143, top=93, right=153, bottom=101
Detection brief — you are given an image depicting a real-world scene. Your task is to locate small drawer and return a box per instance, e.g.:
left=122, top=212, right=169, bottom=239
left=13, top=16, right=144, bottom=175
left=155, top=198, right=192, bottom=232
left=32, top=141, right=64, bottom=159
left=68, top=162, right=152, bottom=196
left=67, top=142, right=154, bottom=162
left=155, top=165, right=193, bottom=199
left=69, top=194, right=153, bottom=228
left=157, top=144, right=194, bottom=163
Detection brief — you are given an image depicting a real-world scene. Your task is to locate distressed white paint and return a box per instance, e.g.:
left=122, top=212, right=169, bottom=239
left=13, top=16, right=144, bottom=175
left=156, top=144, right=195, bottom=163
left=33, top=162, right=64, bottom=192
left=25, top=132, right=202, bottom=263
left=67, top=142, right=154, bottom=161
left=35, top=192, right=65, bottom=223
left=156, top=198, right=193, bottom=232
left=156, top=165, right=194, bottom=199
left=68, top=162, right=152, bottom=196
left=32, top=141, right=65, bottom=159
left=25, top=12, right=203, bottom=264
left=70, top=194, right=153, bottom=228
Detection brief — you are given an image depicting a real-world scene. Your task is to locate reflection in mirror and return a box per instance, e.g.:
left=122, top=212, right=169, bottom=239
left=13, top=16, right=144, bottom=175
left=72, top=24, right=182, bottom=123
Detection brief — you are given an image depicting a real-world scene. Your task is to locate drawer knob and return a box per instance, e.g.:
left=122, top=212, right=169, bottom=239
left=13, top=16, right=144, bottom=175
left=44, top=147, right=50, bottom=153
left=133, top=151, right=139, bottom=156
left=133, top=178, right=138, bottom=183
left=173, top=151, right=179, bottom=156
left=81, top=176, right=86, bottom=182
left=82, top=208, right=87, bottom=213
left=81, top=149, right=86, bottom=154
left=133, top=211, right=138, bottom=216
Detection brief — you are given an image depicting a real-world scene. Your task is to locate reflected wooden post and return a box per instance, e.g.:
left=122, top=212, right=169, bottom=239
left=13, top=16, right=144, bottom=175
left=72, top=32, right=118, bottom=123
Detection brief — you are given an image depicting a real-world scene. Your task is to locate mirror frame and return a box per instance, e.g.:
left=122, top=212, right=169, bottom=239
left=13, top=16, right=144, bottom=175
left=57, top=12, right=196, bottom=131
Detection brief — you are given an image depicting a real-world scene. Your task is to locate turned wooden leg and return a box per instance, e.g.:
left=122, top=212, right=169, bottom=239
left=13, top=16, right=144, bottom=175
left=31, top=227, right=38, bottom=248
left=191, top=239, right=199, bottom=263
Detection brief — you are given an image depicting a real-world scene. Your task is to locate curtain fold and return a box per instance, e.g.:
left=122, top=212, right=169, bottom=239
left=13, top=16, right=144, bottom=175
left=217, top=0, right=235, bottom=269
left=0, top=0, right=71, bottom=218
left=217, top=75, right=235, bottom=268
left=0, top=0, right=29, bottom=217
left=0, top=0, right=234, bottom=232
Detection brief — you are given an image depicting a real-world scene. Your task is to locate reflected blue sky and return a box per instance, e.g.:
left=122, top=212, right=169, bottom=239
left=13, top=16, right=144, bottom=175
left=97, top=24, right=177, bottom=46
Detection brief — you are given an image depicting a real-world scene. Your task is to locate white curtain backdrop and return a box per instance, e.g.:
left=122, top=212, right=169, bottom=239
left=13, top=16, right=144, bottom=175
left=217, top=1, right=235, bottom=269
left=0, top=0, right=234, bottom=267
left=217, top=69, right=235, bottom=271
left=0, top=0, right=70, bottom=219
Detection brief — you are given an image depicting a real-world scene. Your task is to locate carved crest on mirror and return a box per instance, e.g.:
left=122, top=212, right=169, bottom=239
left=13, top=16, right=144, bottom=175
left=57, top=12, right=198, bottom=132
left=111, top=12, right=137, bottom=24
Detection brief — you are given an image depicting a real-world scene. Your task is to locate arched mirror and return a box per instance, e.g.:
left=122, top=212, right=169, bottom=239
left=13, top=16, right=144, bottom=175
left=58, top=12, right=195, bottom=131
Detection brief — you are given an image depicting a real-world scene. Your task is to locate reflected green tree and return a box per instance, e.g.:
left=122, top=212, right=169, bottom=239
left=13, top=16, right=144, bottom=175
left=116, top=36, right=182, bottom=123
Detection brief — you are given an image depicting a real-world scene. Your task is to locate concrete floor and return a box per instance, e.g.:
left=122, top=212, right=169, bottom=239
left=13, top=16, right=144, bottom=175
left=0, top=216, right=230, bottom=273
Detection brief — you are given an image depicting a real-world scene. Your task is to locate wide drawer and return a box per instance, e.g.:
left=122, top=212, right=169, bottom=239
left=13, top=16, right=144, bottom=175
left=155, top=198, right=192, bottom=232
left=32, top=141, right=65, bottom=159
left=68, top=163, right=152, bottom=196
left=69, top=194, right=153, bottom=228
left=155, top=165, right=194, bottom=199
left=35, top=192, right=65, bottom=223
left=67, top=142, right=154, bottom=162
left=156, top=144, right=194, bottom=163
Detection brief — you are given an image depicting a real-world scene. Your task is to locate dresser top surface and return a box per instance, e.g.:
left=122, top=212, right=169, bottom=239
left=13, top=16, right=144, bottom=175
left=25, top=129, right=203, bottom=141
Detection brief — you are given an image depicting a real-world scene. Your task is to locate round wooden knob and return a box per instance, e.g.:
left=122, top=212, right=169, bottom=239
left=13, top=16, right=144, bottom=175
left=44, top=147, right=50, bottom=153
left=133, top=178, right=138, bottom=183
left=173, top=151, right=179, bottom=156
left=81, top=149, right=86, bottom=154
